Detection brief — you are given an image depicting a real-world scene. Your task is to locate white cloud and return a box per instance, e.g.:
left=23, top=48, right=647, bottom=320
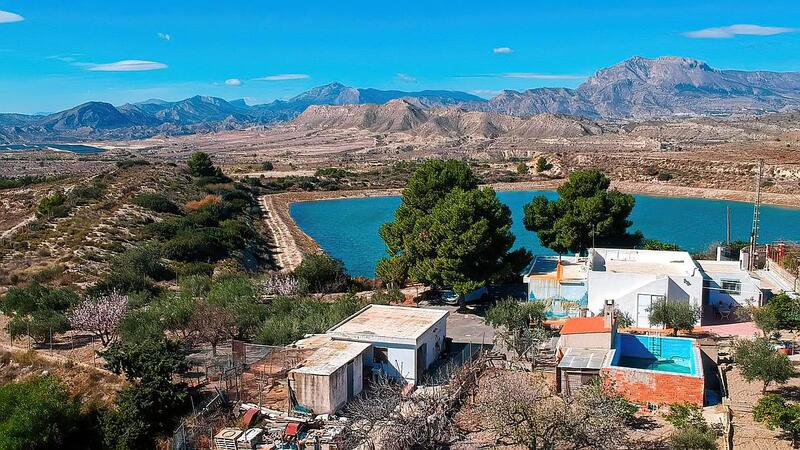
left=684, top=24, right=796, bottom=39
left=253, top=73, right=310, bottom=81
left=87, top=60, right=168, bottom=72
left=501, top=72, right=586, bottom=80
left=157, top=32, right=171, bottom=41
left=0, top=10, right=24, bottom=23
left=493, top=47, right=513, bottom=54
left=225, top=78, right=243, bottom=86
left=395, top=73, right=417, bottom=83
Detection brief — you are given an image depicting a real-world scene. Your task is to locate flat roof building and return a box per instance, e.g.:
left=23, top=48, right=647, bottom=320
left=288, top=340, right=371, bottom=415
left=327, top=305, right=449, bottom=384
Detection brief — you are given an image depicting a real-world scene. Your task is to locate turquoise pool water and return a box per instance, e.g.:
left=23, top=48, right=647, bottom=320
left=290, top=191, right=800, bottom=278
left=611, top=333, right=698, bottom=376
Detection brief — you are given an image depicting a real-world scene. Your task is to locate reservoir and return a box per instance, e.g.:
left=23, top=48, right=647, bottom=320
left=291, top=191, right=800, bottom=278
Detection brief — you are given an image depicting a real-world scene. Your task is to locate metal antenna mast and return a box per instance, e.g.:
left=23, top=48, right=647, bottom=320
left=749, top=159, right=763, bottom=270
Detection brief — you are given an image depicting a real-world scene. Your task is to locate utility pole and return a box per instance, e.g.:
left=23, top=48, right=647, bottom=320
left=749, top=159, right=763, bottom=270
left=726, top=206, right=731, bottom=245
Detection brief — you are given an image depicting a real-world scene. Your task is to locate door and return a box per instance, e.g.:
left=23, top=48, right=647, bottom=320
left=637, top=294, right=652, bottom=328
left=346, top=361, right=354, bottom=398
left=416, top=343, right=427, bottom=382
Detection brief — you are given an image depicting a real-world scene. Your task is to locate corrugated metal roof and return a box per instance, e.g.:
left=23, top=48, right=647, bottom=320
left=557, top=347, right=609, bottom=370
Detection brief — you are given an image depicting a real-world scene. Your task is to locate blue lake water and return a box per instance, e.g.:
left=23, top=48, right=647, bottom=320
left=0, top=144, right=106, bottom=153
left=290, top=191, right=800, bottom=278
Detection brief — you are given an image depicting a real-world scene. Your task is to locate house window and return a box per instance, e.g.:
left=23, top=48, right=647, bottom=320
left=721, top=279, right=742, bottom=295
left=373, top=347, right=389, bottom=364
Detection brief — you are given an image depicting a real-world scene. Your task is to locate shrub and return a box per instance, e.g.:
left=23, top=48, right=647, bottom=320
left=261, top=161, right=274, bottom=171
left=314, top=167, right=353, bottom=179
left=256, top=295, right=364, bottom=345
left=642, top=239, right=681, bottom=251
left=535, top=156, right=551, bottom=172
left=131, top=193, right=180, bottom=214
left=116, top=159, right=150, bottom=169
left=668, top=426, right=718, bottom=450
left=516, top=162, right=529, bottom=174
left=36, top=191, right=69, bottom=218
left=657, top=172, right=674, bottom=181
left=70, top=182, right=106, bottom=203
left=185, top=194, right=221, bottom=211
left=173, top=261, right=214, bottom=278
left=292, top=253, right=349, bottom=293
left=162, top=231, right=227, bottom=262
left=0, top=376, right=83, bottom=450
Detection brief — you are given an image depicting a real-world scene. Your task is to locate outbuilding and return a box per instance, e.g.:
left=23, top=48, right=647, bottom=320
left=327, top=304, right=449, bottom=384
left=288, top=340, right=371, bottom=415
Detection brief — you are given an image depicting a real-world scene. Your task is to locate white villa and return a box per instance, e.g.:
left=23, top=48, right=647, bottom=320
left=524, top=247, right=763, bottom=328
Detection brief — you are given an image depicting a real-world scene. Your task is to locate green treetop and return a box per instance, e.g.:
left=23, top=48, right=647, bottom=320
left=523, top=168, right=642, bottom=255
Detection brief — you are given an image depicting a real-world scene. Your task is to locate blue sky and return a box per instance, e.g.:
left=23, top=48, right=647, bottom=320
left=1, top=0, right=799, bottom=114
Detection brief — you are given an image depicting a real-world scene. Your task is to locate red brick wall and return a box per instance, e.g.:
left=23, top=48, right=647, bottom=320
left=601, top=367, right=704, bottom=407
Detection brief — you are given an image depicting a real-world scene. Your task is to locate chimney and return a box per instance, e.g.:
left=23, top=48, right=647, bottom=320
left=603, top=299, right=615, bottom=329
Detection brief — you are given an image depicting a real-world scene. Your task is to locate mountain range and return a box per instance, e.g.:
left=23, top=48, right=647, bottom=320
left=3, top=56, right=800, bottom=142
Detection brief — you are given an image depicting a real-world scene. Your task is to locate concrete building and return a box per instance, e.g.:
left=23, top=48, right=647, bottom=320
left=587, top=248, right=703, bottom=328
left=696, top=260, right=763, bottom=310
left=327, top=304, right=448, bottom=385
left=288, top=340, right=371, bottom=415
left=525, top=248, right=706, bottom=329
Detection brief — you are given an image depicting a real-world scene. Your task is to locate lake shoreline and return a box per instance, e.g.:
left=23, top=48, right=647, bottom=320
left=261, top=180, right=800, bottom=272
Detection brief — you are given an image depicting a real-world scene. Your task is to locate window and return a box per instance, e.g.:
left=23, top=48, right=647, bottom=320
left=373, top=347, right=389, bottom=364
left=721, top=279, right=742, bottom=295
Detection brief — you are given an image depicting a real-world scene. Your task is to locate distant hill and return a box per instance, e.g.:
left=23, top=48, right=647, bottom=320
left=4, top=56, right=800, bottom=142
left=480, top=56, right=800, bottom=118
left=293, top=99, right=602, bottom=139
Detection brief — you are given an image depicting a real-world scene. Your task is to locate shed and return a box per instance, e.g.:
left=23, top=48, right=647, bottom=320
left=556, top=347, right=610, bottom=395
left=288, top=340, right=371, bottom=415
left=327, top=304, right=449, bottom=384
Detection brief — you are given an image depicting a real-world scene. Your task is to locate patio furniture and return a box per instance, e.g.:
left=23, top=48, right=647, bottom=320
left=718, top=304, right=731, bottom=320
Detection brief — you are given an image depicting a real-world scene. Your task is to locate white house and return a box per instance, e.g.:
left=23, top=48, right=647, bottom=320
left=326, top=304, right=448, bottom=385
left=696, top=260, right=763, bottom=309
left=587, top=248, right=704, bottom=328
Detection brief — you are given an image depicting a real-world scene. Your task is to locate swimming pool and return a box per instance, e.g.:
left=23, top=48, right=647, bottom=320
left=610, top=333, right=699, bottom=376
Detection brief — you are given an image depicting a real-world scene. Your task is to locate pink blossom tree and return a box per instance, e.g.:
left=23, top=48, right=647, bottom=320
left=67, top=292, right=129, bottom=346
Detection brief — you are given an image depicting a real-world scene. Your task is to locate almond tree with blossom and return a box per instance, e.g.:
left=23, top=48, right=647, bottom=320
left=67, top=292, right=129, bottom=346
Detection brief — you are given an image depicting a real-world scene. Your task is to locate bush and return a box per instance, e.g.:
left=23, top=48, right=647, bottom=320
left=657, top=172, right=674, bottom=181
left=185, top=195, right=221, bottom=211
left=162, top=231, right=228, bottom=262
left=292, top=253, right=349, bottom=293
left=261, top=161, right=274, bottom=171
left=668, top=426, right=718, bottom=450
left=535, top=156, right=552, bottom=172
left=314, top=167, right=353, bottom=179
left=0, top=376, right=83, bottom=450
left=116, top=159, right=150, bottom=169
left=70, top=182, right=106, bottom=203
left=131, top=193, right=180, bottom=214
left=643, top=239, right=681, bottom=251
left=36, top=191, right=69, bottom=218
left=173, top=261, right=214, bottom=278
left=256, top=295, right=364, bottom=345
left=516, top=162, right=529, bottom=174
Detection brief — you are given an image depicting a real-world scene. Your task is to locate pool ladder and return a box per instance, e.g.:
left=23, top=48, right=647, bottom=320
left=649, top=336, right=663, bottom=358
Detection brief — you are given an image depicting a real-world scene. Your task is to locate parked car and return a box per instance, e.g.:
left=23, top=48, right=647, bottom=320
left=439, top=287, right=489, bottom=305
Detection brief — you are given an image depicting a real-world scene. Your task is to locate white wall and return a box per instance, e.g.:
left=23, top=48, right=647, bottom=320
left=705, top=271, right=761, bottom=308
left=418, top=316, right=447, bottom=371
left=587, top=272, right=702, bottom=328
